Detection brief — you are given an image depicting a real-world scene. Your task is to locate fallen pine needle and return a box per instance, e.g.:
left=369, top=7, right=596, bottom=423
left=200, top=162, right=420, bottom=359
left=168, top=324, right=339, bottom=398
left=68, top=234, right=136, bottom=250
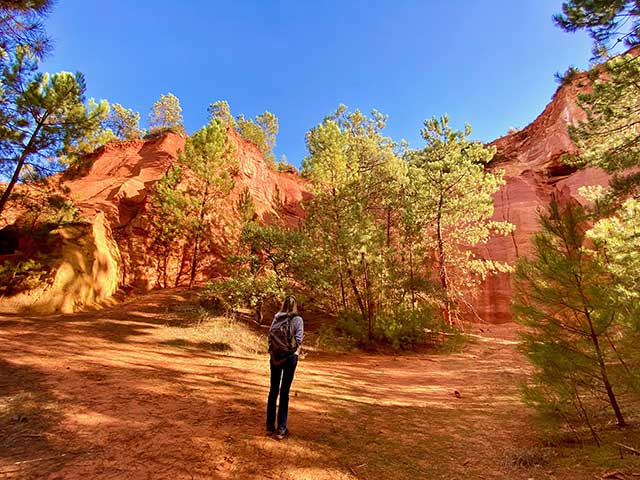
left=11, top=454, right=67, bottom=466
left=617, top=443, right=640, bottom=456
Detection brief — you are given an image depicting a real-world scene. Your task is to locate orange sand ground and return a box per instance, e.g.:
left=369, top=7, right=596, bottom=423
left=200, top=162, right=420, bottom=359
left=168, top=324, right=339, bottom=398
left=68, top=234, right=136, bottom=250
left=0, top=290, right=603, bottom=479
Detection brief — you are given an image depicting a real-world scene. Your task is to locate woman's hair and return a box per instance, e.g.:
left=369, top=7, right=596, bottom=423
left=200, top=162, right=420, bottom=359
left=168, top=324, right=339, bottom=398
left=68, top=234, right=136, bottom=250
left=280, top=295, right=298, bottom=315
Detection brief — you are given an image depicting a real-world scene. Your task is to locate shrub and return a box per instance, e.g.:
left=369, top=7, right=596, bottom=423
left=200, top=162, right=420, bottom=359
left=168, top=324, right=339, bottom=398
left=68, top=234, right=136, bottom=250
left=327, top=305, right=450, bottom=351
left=204, top=271, right=290, bottom=323
left=0, top=258, right=50, bottom=296
left=554, top=66, right=581, bottom=85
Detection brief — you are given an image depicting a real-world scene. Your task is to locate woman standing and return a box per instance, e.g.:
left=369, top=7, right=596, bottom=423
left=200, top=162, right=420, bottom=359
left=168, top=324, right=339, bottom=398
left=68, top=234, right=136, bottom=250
left=266, top=295, right=304, bottom=440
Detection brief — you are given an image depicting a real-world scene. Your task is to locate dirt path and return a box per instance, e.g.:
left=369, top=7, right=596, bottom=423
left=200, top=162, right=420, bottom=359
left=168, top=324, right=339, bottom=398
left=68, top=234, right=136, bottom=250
left=0, top=290, right=565, bottom=479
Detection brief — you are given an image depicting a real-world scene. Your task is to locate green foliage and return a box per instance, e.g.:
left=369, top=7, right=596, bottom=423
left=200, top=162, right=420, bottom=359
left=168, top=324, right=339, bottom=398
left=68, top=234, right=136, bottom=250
left=0, top=257, right=48, bottom=296
left=206, top=216, right=302, bottom=322
left=302, top=105, right=405, bottom=330
left=206, top=100, right=280, bottom=168
left=148, top=92, right=183, bottom=134
left=148, top=164, right=187, bottom=288
left=205, top=270, right=288, bottom=320
left=208, top=100, right=234, bottom=126
left=275, top=154, right=297, bottom=173
left=554, top=0, right=639, bottom=56
left=59, top=99, right=116, bottom=171
left=554, top=65, right=581, bottom=85
left=326, top=304, right=452, bottom=351
left=0, top=0, right=52, bottom=61
left=299, top=106, right=513, bottom=343
left=148, top=118, right=237, bottom=288
left=566, top=54, right=640, bottom=199
left=11, top=188, right=79, bottom=228
left=372, top=305, right=439, bottom=349
left=0, top=45, right=108, bottom=217
left=587, top=198, right=640, bottom=302
left=106, top=103, right=145, bottom=140
left=406, top=115, right=513, bottom=324
left=237, top=111, right=279, bottom=165
left=513, top=200, right=638, bottom=441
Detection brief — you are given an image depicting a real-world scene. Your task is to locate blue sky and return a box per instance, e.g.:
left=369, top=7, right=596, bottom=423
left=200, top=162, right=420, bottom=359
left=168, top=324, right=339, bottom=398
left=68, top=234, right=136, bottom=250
left=41, top=0, right=593, bottom=167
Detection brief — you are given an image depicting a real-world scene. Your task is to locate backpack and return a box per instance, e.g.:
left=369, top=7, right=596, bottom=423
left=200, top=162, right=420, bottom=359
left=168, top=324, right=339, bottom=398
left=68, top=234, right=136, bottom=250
left=269, top=313, right=298, bottom=360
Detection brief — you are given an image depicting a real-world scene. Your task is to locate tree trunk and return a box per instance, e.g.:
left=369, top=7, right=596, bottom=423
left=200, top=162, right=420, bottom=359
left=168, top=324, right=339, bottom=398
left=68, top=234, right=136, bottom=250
left=331, top=186, right=348, bottom=310
left=574, top=268, right=626, bottom=427
left=338, top=260, right=347, bottom=310
left=386, top=206, right=391, bottom=248
left=175, top=243, right=189, bottom=287
left=0, top=121, right=44, bottom=218
left=361, top=252, right=374, bottom=342
left=189, top=184, right=210, bottom=289
left=586, top=310, right=626, bottom=427
left=435, top=193, right=452, bottom=325
left=256, top=298, right=264, bottom=324
left=346, top=265, right=367, bottom=325
left=162, top=249, right=168, bottom=289
left=409, top=241, right=416, bottom=311
left=189, top=235, right=200, bottom=289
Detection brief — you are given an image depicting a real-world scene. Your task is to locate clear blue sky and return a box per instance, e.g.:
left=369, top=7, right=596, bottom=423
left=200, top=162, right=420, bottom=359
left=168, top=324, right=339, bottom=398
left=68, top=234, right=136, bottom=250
left=41, top=0, right=593, bottom=167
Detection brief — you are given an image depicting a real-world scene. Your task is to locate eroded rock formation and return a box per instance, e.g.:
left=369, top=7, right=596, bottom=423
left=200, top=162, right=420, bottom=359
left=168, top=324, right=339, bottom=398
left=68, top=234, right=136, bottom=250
left=472, top=75, right=610, bottom=323
left=0, top=71, right=619, bottom=319
left=0, top=129, right=309, bottom=312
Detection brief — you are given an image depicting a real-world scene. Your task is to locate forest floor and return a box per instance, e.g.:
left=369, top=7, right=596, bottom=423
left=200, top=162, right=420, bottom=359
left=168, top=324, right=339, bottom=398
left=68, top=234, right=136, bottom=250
left=1, top=289, right=639, bottom=480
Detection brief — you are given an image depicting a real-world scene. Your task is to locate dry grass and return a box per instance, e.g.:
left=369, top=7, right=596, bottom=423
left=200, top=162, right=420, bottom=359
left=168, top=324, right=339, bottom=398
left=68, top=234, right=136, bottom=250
left=157, top=304, right=269, bottom=356
left=0, top=392, right=42, bottom=425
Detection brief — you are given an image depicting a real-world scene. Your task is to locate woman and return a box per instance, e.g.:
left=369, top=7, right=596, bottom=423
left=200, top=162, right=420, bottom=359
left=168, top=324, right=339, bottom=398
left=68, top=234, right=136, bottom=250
left=266, top=295, right=304, bottom=440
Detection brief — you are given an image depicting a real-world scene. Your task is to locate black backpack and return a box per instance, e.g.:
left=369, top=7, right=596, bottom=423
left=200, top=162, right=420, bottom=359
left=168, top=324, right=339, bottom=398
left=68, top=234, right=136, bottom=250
left=269, top=313, right=298, bottom=360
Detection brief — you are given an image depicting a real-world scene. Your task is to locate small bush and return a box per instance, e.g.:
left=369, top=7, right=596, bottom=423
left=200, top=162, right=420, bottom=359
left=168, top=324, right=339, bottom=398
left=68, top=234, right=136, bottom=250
left=554, top=66, right=581, bottom=85
left=325, top=305, right=453, bottom=351
left=143, top=124, right=185, bottom=140
left=503, top=446, right=551, bottom=468
left=374, top=306, right=436, bottom=349
left=0, top=258, right=50, bottom=296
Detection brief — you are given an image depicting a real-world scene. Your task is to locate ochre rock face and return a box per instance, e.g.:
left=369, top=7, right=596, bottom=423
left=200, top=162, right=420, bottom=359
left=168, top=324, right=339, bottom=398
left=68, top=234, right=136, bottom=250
left=471, top=76, right=610, bottom=323
left=0, top=213, right=121, bottom=314
left=0, top=70, right=620, bottom=318
left=0, top=129, right=310, bottom=311
left=66, top=129, right=309, bottom=290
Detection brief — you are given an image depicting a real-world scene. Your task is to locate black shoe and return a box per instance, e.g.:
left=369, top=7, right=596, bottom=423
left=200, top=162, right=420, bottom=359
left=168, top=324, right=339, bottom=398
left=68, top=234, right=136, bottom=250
left=266, top=426, right=276, bottom=437
left=274, top=426, right=288, bottom=440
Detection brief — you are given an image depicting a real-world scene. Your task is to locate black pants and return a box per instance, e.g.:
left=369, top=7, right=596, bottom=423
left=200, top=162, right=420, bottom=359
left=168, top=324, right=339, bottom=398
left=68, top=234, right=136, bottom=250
left=266, top=354, right=298, bottom=430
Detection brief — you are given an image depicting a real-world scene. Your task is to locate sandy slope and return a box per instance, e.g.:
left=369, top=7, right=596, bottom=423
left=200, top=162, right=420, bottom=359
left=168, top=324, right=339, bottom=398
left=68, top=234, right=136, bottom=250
left=0, top=290, right=595, bottom=479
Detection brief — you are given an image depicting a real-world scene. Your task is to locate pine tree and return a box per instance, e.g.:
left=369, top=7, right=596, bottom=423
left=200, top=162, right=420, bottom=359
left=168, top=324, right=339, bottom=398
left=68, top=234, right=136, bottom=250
left=0, top=0, right=52, bottom=61
left=106, top=103, right=145, bottom=140
left=587, top=197, right=640, bottom=304
left=236, top=111, right=279, bottom=165
left=207, top=100, right=234, bottom=126
left=148, top=93, right=183, bottom=134
left=302, top=105, right=403, bottom=339
left=60, top=99, right=118, bottom=171
left=149, top=119, right=237, bottom=288
left=0, top=46, right=108, bottom=218
left=566, top=53, right=640, bottom=199
left=513, top=199, right=631, bottom=440
left=407, top=116, right=513, bottom=324
left=554, top=0, right=639, bottom=57
left=148, top=165, right=188, bottom=288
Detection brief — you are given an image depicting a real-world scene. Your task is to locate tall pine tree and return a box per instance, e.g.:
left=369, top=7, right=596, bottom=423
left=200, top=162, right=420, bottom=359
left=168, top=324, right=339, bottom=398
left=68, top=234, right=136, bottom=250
left=406, top=116, right=512, bottom=324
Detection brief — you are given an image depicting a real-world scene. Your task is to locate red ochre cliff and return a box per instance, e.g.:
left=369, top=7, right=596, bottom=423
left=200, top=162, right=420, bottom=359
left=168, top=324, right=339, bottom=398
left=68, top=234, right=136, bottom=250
left=0, top=130, right=309, bottom=313
left=0, top=73, right=616, bottom=318
left=473, top=73, right=610, bottom=323
left=63, top=129, right=309, bottom=292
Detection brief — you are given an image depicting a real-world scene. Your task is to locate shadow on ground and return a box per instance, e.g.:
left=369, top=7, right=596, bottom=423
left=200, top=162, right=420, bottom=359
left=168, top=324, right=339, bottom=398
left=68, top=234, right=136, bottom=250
left=0, top=288, right=607, bottom=480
